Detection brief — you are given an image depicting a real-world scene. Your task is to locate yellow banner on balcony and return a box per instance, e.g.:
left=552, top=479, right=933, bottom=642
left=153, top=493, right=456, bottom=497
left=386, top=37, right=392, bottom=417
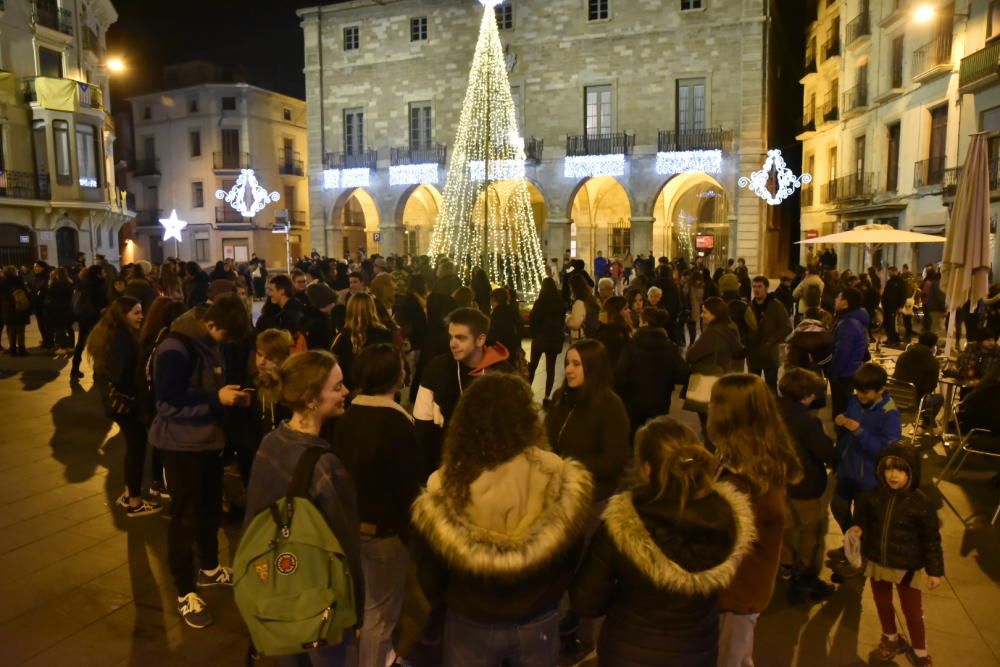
left=34, top=77, right=76, bottom=112
left=0, top=72, right=16, bottom=106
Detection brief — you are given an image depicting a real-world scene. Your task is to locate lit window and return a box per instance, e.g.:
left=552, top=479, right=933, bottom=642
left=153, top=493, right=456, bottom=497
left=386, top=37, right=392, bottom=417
left=411, top=17, right=428, bottom=41
left=76, top=124, right=100, bottom=188
left=53, top=120, right=71, bottom=185
left=588, top=0, right=609, bottom=21
left=344, top=26, right=360, bottom=51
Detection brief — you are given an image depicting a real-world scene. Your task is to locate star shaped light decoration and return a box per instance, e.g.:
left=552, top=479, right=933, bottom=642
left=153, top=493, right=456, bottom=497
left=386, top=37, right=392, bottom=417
left=214, top=169, right=280, bottom=218
left=158, top=209, right=188, bottom=243
left=738, top=149, right=812, bottom=206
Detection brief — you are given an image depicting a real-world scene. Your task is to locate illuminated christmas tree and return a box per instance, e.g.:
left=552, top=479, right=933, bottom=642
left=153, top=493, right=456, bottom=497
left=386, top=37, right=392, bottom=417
left=429, top=0, right=546, bottom=300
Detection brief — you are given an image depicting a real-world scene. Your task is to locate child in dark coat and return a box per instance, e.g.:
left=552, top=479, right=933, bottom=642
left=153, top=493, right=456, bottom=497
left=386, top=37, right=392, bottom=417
left=849, top=443, right=944, bottom=666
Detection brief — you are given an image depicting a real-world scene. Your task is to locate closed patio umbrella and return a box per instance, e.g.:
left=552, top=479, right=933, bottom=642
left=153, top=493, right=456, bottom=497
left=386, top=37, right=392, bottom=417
left=942, top=133, right=992, bottom=357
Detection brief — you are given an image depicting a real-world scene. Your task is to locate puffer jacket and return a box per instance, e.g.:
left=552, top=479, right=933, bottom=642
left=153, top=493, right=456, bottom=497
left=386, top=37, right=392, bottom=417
left=615, top=326, right=689, bottom=425
left=571, top=482, right=755, bottom=667
left=828, top=308, right=870, bottom=379
left=853, top=443, right=944, bottom=577
left=409, top=447, right=593, bottom=624
left=785, top=318, right=833, bottom=375
left=686, top=321, right=745, bottom=374
left=835, top=392, right=902, bottom=491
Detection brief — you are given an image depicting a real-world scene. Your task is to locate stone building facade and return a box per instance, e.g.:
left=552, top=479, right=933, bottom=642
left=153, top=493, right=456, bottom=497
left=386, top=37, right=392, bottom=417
left=798, top=0, right=963, bottom=271
left=126, top=64, right=309, bottom=268
left=299, top=0, right=800, bottom=274
left=0, top=0, right=130, bottom=268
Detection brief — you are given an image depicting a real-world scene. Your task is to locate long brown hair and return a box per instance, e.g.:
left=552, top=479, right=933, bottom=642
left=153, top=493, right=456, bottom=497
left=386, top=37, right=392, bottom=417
left=345, top=292, right=388, bottom=352
left=560, top=338, right=614, bottom=404
left=441, top=373, right=544, bottom=509
left=257, top=350, right=337, bottom=412
left=707, top=373, right=803, bottom=494
left=635, top=416, right=716, bottom=511
left=87, top=296, right=141, bottom=375
left=139, top=296, right=184, bottom=348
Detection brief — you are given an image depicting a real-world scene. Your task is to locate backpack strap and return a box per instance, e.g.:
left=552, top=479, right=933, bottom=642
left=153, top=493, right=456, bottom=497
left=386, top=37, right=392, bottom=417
left=287, top=446, right=327, bottom=501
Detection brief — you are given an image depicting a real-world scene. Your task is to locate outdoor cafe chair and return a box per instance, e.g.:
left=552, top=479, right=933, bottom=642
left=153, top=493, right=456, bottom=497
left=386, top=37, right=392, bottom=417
left=886, top=378, right=925, bottom=446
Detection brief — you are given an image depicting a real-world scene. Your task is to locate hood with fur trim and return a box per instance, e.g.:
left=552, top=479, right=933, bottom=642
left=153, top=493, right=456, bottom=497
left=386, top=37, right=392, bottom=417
left=411, top=447, right=593, bottom=577
left=602, top=482, right=756, bottom=596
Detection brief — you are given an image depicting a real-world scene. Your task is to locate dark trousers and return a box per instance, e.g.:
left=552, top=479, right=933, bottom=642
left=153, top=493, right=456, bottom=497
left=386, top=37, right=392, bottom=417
left=160, top=449, right=224, bottom=596
left=748, top=359, right=779, bottom=391
left=831, top=477, right=863, bottom=533
left=830, top=376, right=855, bottom=419
left=902, top=314, right=913, bottom=340
left=884, top=309, right=900, bottom=343
left=5, top=324, right=25, bottom=352
left=35, top=305, right=52, bottom=348
left=116, top=415, right=148, bottom=498
left=52, top=322, right=74, bottom=349
left=72, top=319, right=95, bottom=371
left=528, top=342, right=559, bottom=399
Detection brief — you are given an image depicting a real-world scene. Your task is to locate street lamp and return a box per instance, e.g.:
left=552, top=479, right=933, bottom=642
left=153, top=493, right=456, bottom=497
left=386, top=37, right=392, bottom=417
left=912, top=3, right=969, bottom=23
left=107, top=57, right=126, bottom=74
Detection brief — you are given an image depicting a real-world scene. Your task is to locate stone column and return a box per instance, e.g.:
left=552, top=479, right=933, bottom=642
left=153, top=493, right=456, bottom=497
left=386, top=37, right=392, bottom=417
left=630, top=216, right=654, bottom=257
left=379, top=224, right=404, bottom=257
left=546, top=218, right=571, bottom=261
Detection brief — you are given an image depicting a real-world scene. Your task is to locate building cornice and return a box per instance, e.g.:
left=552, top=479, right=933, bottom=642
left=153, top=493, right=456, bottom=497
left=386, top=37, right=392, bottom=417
left=127, top=83, right=305, bottom=107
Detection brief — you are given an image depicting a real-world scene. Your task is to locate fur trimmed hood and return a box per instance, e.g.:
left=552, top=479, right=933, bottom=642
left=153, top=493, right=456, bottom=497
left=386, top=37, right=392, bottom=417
left=411, top=447, right=593, bottom=577
left=603, top=482, right=756, bottom=596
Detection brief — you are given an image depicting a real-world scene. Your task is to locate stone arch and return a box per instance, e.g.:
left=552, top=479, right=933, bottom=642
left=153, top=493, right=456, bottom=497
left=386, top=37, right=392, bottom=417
left=395, top=183, right=443, bottom=256
left=566, top=176, right=634, bottom=265
left=525, top=180, right=548, bottom=238
left=332, top=188, right=381, bottom=258
left=651, top=173, right=730, bottom=267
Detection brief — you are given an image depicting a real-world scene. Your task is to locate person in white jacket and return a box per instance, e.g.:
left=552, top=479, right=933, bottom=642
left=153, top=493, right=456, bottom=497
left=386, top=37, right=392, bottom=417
left=566, top=273, right=598, bottom=340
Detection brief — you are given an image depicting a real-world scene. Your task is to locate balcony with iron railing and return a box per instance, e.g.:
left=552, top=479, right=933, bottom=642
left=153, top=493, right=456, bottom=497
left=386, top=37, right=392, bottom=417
left=134, top=209, right=163, bottom=227
left=828, top=172, right=876, bottom=202
left=801, top=183, right=814, bottom=207
left=959, top=39, right=1000, bottom=92
left=526, top=137, right=544, bottom=163
left=133, top=158, right=160, bottom=178
left=82, top=27, right=104, bottom=56
left=390, top=144, right=447, bottom=166
left=843, top=85, right=868, bottom=116
left=0, top=170, right=49, bottom=200
left=824, top=33, right=841, bottom=60
left=34, top=2, right=73, bottom=35
left=325, top=150, right=378, bottom=170
left=912, top=33, right=953, bottom=81
left=216, top=206, right=250, bottom=225
left=278, top=151, right=304, bottom=176
left=822, top=91, right=839, bottom=123
left=24, top=77, right=104, bottom=111
left=846, top=11, right=870, bottom=47
left=657, top=127, right=733, bottom=152
left=914, top=155, right=947, bottom=189
left=567, top=132, right=635, bottom=157
left=801, top=106, right=816, bottom=134
left=804, top=43, right=817, bottom=75
left=213, top=152, right=251, bottom=171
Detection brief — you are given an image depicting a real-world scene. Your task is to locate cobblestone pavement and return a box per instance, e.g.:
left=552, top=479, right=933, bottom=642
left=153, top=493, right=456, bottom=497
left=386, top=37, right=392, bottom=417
left=0, top=332, right=996, bottom=667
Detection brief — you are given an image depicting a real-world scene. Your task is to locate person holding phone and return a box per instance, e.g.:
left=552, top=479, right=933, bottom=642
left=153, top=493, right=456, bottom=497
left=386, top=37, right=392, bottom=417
left=149, top=295, right=252, bottom=629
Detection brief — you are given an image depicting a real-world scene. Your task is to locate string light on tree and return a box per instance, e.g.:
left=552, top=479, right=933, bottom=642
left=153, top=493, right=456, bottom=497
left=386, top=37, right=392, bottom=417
left=429, top=0, right=546, bottom=299
left=215, top=169, right=280, bottom=217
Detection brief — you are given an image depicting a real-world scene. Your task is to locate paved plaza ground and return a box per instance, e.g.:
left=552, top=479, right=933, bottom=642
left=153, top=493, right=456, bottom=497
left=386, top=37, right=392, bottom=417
left=0, top=331, right=997, bottom=667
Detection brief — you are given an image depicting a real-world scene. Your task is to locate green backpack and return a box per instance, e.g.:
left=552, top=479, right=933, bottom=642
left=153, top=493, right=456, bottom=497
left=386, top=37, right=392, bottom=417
left=233, top=447, right=357, bottom=657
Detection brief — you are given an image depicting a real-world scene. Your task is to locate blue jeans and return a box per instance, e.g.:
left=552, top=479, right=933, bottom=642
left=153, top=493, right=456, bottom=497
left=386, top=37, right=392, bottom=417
left=359, top=536, right=409, bottom=667
left=443, top=609, right=559, bottom=667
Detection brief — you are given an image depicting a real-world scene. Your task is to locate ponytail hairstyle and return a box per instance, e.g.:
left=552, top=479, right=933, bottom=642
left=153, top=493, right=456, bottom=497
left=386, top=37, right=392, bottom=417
left=707, top=373, right=803, bottom=494
left=87, top=296, right=141, bottom=375
left=256, top=350, right=338, bottom=413
left=635, top=416, right=716, bottom=512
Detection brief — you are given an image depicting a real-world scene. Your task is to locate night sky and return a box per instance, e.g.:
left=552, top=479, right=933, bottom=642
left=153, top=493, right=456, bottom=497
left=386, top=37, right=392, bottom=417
left=106, top=0, right=351, bottom=106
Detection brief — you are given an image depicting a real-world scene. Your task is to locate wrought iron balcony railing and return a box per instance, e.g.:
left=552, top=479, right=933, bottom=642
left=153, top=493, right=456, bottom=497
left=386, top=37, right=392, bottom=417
left=216, top=206, right=249, bottom=225
left=657, top=128, right=733, bottom=152
left=846, top=11, right=870, bottom=46
left=526, top=137, right=544, bottom=163
left=828, top=172, right=876, bottom=202
left=133, top=158, right=160, bottom=177
left=34, top=2, right=73, bottom=35
left=566, top=132, right=635, bottom=157
left=325, top=150, right=379, bottom=170
left=913, top=156, right=947, bottom=188
left=134, top=209, right=163, bottom=227
left=912, top=33, right=953, bottom=79
left=843, top=85, right=868, bottom=113
left=278, top=150, right=304, bottom=175
left=213, top=152, right=251, bottom=171
left=959, top=39, right=1000, bottom=89
left=390, top=144, right=447, bottom=166
left=0, top=170, right=48, bottom=200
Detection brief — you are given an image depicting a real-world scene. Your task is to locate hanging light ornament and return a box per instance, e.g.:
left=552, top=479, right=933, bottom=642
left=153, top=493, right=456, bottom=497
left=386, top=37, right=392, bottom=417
left=738, top=149, right=811, bottom=206
left=215, top=169, right=280, bottom=217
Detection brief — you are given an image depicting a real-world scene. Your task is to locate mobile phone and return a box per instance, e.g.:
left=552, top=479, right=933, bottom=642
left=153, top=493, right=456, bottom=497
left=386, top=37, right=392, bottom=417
left=241, top=387, right=256, bottom=393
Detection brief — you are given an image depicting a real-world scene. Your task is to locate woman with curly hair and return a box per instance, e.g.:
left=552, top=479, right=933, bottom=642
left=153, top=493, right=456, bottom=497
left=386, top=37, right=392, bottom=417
left=88, top=296, right=160, bottom=517
left=407, top=373, right=593, bottom=667
left=331, top=292, right=393, bottom=390
left=708, top=373, right=803, bottom=667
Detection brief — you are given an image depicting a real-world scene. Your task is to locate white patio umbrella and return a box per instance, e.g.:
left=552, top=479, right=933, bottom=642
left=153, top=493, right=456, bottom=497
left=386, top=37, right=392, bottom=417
left=941, top=132, right=992, bottom=357
left=797, top=224, right=946, bottom=245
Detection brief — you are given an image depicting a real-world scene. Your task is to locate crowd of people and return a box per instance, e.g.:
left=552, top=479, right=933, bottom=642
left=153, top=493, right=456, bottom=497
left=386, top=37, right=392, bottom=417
left=0, top=246, right=973, bottom=667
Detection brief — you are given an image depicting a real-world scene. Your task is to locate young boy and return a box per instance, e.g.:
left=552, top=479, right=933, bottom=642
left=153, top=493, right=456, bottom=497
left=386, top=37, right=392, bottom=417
left=777, top=368, right=835, bottom=602
left=831, top=362, right=901, bottom=535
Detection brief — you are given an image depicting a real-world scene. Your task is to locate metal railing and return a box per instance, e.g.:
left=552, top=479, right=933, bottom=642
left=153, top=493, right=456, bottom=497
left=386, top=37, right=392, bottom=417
left=287, top=210, right=306, bottom=225
left=657, top=127, right=733, bottom=152
left=134, top=209, right=163, bottom=227
left=843, top=84, right=868, bottom=112
left=34, top=2, right=73, bottom=35
left=82, top=27, right=103, bottom=56
left=526, top=137, right=544, bottom=163
left=912, top=33, right=953, bottom=78
left=0, top=170, right=47, bottom=200
left=823, top=91, right=839, bottom=122
left=278, top=151, right=304, bottom=176
left=805, top=41, right=817, bottom=73
left=824, top=33, right=841, bottom=60
left=24, top=77, right=104, bottom=110
left=828, top=172, right=876, bottom=202
left=213, top=152, right=251, bottom=170
left=846, top=11, right=870, bottom=45
left=802, top=106, right=816, bottom=132
left=801, top=183, right=814, bottom=207
left=325, top=150, right=378, bottom=170
left=133, top=158, right=160, bottom=177
left=566, top=132, right=635, bottom=157
left=959, top=39, right=1000, bottom=89
left=914, top=155, right=947, bottom=188
left=390, top=144, right=447, bottom=166
left=216, top=206, right=249, bottom=224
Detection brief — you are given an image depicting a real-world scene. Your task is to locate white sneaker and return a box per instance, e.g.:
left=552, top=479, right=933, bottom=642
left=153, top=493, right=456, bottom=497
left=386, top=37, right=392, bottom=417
left=177, top=592, right=213, bottom=628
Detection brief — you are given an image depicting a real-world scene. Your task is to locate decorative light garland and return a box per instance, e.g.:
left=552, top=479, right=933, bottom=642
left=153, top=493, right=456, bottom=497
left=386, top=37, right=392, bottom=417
left=429, top=1, right=546, bottom=300
left=738, top=149, right=812, bottom=206
left=215, top=169, right=280, bottom=217
left=564, top=154, right=626, bottom=178
left=323, top=168, right=372, bottom=190
left=655, top=149, right=723, bottom=175
left=469, top=159, right=526, bottom=181
left=389, top=163, right=440, bottom=186
left=159, top=209, right=188, bottom=242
